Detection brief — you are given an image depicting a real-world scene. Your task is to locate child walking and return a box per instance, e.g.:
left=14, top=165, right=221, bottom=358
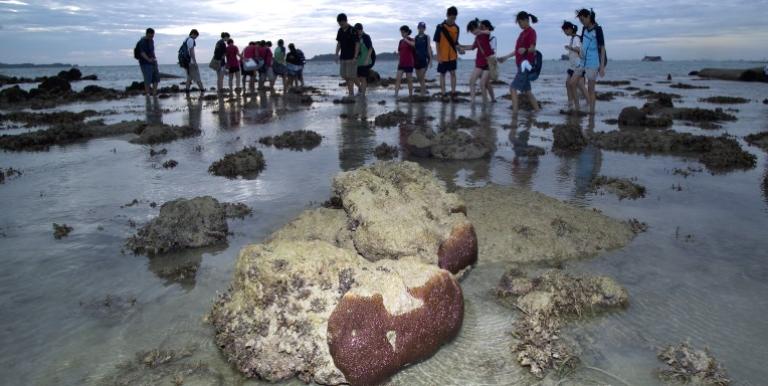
left=562, top=21, right=583, bottom=111
left=458, top=18, right=495, bottom=104
left=394, top=25, right=416, bottom=99
left=498, top=11, right=540, bottom=114
left=575, top=8, right=607, bottom=115
left=225, top=39, right=242, bottom=94
left=414, top=22, right=434, bottom=96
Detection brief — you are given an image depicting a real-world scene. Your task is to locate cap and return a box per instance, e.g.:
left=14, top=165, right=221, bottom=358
left=418, top=21, right=426, bottom=29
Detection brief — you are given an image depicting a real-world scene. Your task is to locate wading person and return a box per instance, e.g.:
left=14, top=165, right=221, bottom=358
left=414, top=22, right=434, bottom=96
left=211, top=32, right=230, bottom=94
left=135, top=28, right=159, bottom=97
left=498, top=12, right=540, bottom=114
left=274, top=39, right=288, bottom=93
left=458, top=19, right=495, bottom=104
left=394, top=25, right=416, bottom=99
left=433, top=6, right=462, bottom=99
left=354, top=23, right=375, bottom=97
left=285, top=43, right=304, bottom=90
left=225, top=39, right=242, bottom=94
left=335, top=13, right=359, bottom=97
left=183, top=29, right=204, bottom=95
left=241, top=41, right=258, bottom=93
left=562, top=21, right=584, bottom=111
left=574, top=8, right=607, bottom=115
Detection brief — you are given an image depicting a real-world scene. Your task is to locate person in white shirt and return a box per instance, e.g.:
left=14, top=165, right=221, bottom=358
left=184, top=29, right=204, bottom=94
left=562, top=21, right=584, bottom=111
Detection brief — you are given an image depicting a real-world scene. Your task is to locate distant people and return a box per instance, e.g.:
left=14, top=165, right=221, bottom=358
left=394, top=25, right=416, bottom=99
left=433, top=6, right=462, bottom=99
left=458, top=19, right=495, bottom=104
left=183, top=29, right=204, bottom=94
left=336, top=13, right=359, bottom=96
left=265, top=41, right=276, bottom=91
left=574, top=8, right=607, bottom=115
left=225, top=39, right=242, bottom=93
left=354, top=23, right=375, bottom=96
left=498, top=12, right=540, bottom=114
left=295, top=46, right=306, bottom=87
left=414, top=22, right=434, bottom=96
left=135, top=28, right=159, bottom=96
left=256, top=41, right=274, bottom=91
left=481, top=20, right=497, bottom=103
left=285, top=43, right=304, bottom=90
left=212, top=32, right=230, bottom=93
left=274, top=39, right=288, bottom=93
left=562, top=21, right=583, bottom=111
left=241, top=41, right=258, bottom=92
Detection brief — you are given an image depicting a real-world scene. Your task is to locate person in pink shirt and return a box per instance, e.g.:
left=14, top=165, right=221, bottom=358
left=459, top=19, right=496, bottom=104
left=225, top=39, right=242, bottom=94
left=241, top=41, right=258, bottom=93
left=394, top=25, right=415, bottom=99
left=498, top=11, right=540, bottom=114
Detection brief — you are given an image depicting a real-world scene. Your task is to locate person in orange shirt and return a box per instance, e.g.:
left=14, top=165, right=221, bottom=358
left=433, top=6, right=464, bottom=99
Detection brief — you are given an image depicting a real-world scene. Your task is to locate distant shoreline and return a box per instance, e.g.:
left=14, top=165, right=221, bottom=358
left=0, top=63, right=76, bottom=69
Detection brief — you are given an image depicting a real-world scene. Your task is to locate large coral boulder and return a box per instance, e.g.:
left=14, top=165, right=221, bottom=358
left=332, top=161, right=478, bottom=273
left=430, top=129, right=492, bottom=160
left=126, top=196, right=249, bottom=255
left=210, top=240, right=463, bottom=385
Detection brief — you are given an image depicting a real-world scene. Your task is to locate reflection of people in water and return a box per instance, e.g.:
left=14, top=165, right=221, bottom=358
left=145, top=96, right=163, bottom=125
left=506, top=116, right=539, bottom=189
left=338, top=100, right=376, bottom=171
left=185, top=96, right=203, bottom=131
left=555, top=115, right=603, bottom=199
left=762, top=165, right=768, bottom=207
left=216, top=97, right=242, bottom=131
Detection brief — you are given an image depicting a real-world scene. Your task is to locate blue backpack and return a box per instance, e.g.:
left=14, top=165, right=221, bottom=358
left=528, top=51, right=543, bottom=81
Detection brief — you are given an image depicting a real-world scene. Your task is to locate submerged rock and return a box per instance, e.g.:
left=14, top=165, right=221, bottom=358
left=745, top=132, right=768, bottom=152
left=332, top=161, right=477, bottom=273
left=670, top=82, right=709, bottom=89
left=591, top=176, right=647, bottom=200
left=596, top=80, right=631, bottom=86
left=552, top=124, right=587, bottom=153
left=129, top=123, right=200, bottom=145
left=161, top=159, right=178, bottom=169
left=430, top=129, right=492, bottom=160
left=0, top=120, right=150, bottom=151
left=53, top=223, right=73, bottom=239
left=0, top=167, right=22, bottom=184
left=618, top=106, right=672, bottom=128
left=458, top=185, right=634, bottom=264
left=589, top=129, right=756, bottom=173
left=258, top=130, right=322, bottom=151
left=699, top=96, right=750, bottom=104
left=208, top=147, right=265, bottom=178
left=0, top=110, right=100, bottom=127
left=210, top=240, right=463, bottom=386
left=657, top=341, right=730, bottom=385
left=374, top=110, right=410, bottom=127
left=99, top=345, right=224, bottom=385
left=126, top=196, right=250, bottom=255
left=373, top=142, right=399, bottom=160
left=497, top=269, right=628, bottom=378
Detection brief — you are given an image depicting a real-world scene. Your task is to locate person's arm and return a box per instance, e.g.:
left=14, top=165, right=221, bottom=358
left=597, top=27, right=607, bottom=76
left=428, top=40, right=434, bottom=67
left=335, top=30, right=341, bottom=63
left=354, top=40, right=360, bottom=61
left=364, top=36, right=373, bottom=64
left=404, top=38, right=415, bottom=47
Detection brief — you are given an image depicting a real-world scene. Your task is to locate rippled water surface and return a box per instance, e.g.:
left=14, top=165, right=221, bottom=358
left=1, top=61, right=767, bottom=385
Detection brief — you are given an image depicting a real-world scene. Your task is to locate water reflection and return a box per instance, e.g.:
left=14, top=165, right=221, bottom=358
left=504, top=115, right=539, bottom=189
left=216, top=97, right=242, bottom=131
left=553, top=115, right=603, bottom=201
left=762, top=164, right=768, bottom=209
left=338, top=100, right=375, bottom=171
left=185, top=96, right=203, bottom=131
left=146, top=244, right=226, bottom=291
left=145, top=96, right=163, bottom=125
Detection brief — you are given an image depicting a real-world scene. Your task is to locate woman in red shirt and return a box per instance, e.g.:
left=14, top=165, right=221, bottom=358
left=498, top=11, right=540, bottom=114
left=459, top=19, right=495, bottom=104
left=394, top=25, right=416, bottom=99
left=225, top=39, right=242, bottom=94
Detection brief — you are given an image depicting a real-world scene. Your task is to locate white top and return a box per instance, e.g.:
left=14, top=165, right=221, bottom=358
left=567, top=35, right=582, bottom=70
left=185, top=37, right=196, bottom=61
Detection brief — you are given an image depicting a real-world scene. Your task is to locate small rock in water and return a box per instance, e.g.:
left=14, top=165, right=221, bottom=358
left=374, top=110, right=410, bottom=127
left=258, top=130, right=322, bottom=151
left=149, top=148, right=167, bottom=157
left=657, top=341, right=730, bottom=385
left=208, top=147, right=265, bottom=179
left=162, top=160, right=178, bottom=169
left=53, top=223, right=73, bottom=239
left=373, top=143, right=399, bottom=160
left=552, top=124, right=587, bottom=154
left=591, top=176, right=647, bottom=200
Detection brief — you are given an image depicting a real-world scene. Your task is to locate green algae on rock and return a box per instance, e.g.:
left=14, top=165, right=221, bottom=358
left=208, top=147, right=265, bottom=179
left=458, top=185, right=634, bottom=265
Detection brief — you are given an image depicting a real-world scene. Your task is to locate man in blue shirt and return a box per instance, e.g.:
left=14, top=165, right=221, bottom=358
left=136, top=28, right=159, bottom=96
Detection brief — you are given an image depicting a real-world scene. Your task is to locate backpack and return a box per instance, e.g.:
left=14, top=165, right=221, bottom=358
left=580, top=25, right=608, bottom=67
left=528, top=51, right=543, bottom=81
left=177, top=39, right=191, bottom=69
left=133, top=40, right=142, bottom=61
left=296, top=50, right=306, bottom=65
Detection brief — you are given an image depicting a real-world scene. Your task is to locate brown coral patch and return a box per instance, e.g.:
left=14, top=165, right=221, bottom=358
left=437, top=223, right=478, bottom=274
left=327, top=272, right=463, bottom=386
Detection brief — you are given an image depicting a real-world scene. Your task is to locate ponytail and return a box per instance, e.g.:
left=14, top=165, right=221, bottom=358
left=530, top=14, right=538, bottom=24
left=516, top=11, right=538, bottom=24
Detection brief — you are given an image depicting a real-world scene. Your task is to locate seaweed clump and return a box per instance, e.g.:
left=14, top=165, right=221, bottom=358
left=208, top=147, right=265, bottom=178
left=657, top=341, right=730, bottom=385
left=373, top=142, right=399, bottom=160
left=745, top=132, right=768, bottom=152
left=591, top=176, right=647, bottom=200
left=53, top=223, right=73, bottom=239
left=258, top=130, right=322, bottom=151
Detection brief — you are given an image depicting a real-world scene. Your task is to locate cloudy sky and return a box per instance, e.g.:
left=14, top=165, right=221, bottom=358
left=1, top=0, right=767, bottom=65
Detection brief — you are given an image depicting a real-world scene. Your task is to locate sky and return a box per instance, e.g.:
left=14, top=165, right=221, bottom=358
left=1, top=0, right=767, bottom=65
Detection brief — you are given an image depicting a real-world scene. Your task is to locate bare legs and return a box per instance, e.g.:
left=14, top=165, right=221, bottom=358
left=574, top=74, right=597, bottom=115
left=416, top=68, right=428, bottom=96
left=394, top=70, right=413, bottom=98
left=228, top=70, right=241, bottom=94
left=510, top=89, right=539, bottom=115
left=468, top=68, right=481, bottom=103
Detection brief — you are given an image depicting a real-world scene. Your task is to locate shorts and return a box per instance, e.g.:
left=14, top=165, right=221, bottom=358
left=260, top=67, right=275, bottom=81
left=357, top=65, right=372, bottom=78
left=578, top=68, right=599, bottom=81
left=273, top=63, right=286, bottom=76
left=286, top=63, right=302, bottom=77
left=340, top=59, right=356, bottom=79
left=186, top=63, right=201, bottom=83
left=228, top=66, right=240, bottom=74
left=140, top=63, right=160, bottom=85
left=511, top=68, right=533, bottom=92
left=241, top=66, right=255, bottom=76
left=398, top=66, right=414, bottom=74
left=567, top=69, right=575, bottom=77
left=437, top=60, right=457, bottom=74
left=476, top=65, right=489, bottom=71
left=415, top=57, right=429, bottom=70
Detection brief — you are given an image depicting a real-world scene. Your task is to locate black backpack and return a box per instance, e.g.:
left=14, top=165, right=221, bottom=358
left=133, top=40, right=142, bottom=61
left=178, top=40, right=191, bottom=68
left=529, top=51, right=543, bottom=81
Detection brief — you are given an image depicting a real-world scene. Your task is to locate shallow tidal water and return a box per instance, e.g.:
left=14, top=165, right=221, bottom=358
left=1, top=60, right=767, bottom=385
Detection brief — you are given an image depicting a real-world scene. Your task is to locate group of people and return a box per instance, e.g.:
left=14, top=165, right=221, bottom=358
left=334, top=6, right=608, bottom=115
left=134, top=28, right=306, bottom=97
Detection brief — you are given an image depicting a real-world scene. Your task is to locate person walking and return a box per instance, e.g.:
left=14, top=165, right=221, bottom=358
left=498, top=12, right=540, bottom=114
left=562, top=21, right=584, bottom=111
left=414, top=22, right=434, bottom=96
left=394, top=25, right=416, bottom=99
left=274, top=39, right=288, bottom=93
left=183, top=29, right=204, bottom=95
left=336, top=13, right=359, bottom=96
left=241, top=41, right=258, bottom=92
left=212, top=32, right=229, bottom=93
left=225, top=39, right=242, bottom=94
left=433, top=6, right=462, bottom=99
left=285, top=43, right=304, bottom=90
left=354, top=23, right=375, bottom=96
left=135, top=28, right=159, bottom=96
left=574, top=8, right=607, bottom=115
left=458, top=18, right=495, bottom=104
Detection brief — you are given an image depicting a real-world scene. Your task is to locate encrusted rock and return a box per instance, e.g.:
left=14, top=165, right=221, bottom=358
left=208, top=147, right=265, bottom=178
left=373, top=142, right=399, bottom=160
left=591, top=176, right=647, bottom=200
left=552, top=124, right=587, bottom=154
left=129, top=123, right=201, bottom=145
left=374, top=110, right=410, bottom=127
left=618, top=106, right=672, bottom=128
left=258, top=130, right=322, bottom=151
left=745, top=132, right=768, bottom=152
left=657, top=341, right=730, bottom=385
left=430, top=129, right=492, bottom=160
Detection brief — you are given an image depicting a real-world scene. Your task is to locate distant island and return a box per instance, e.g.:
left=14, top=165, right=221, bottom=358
left=642, top=56, right=663, bottom=62
left=310, top=52, right=399, bottom=61
left=0, top=63, right=76, bottom=69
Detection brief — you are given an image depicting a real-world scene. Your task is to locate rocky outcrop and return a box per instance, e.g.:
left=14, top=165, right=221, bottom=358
left=591, top=176, right=647, bottom=200
left=126, top=196, right=250, bottom=255
left=0, top=120, right=147, bottom=151
left=258, top=130, right=322, bottom=151
left=208, top=147, right=265, bottom=179
left=129, top=123, right=201, bottom=145
left=552, top=124, right=587, bottom=153
left=618, top=106, right=673, bottom=128
left=210, top=240, right=463, bottom=386
left=401, top=124, right=493, bottom=160
left=373, top=142, right=399, bottom=160
left=745, top=132, right=768, bottom=152
left=332, top=161, right=477, bottom=274
left=657, top=341, right=730, bottom=385
left=697, top=68, right=767, bottom=83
